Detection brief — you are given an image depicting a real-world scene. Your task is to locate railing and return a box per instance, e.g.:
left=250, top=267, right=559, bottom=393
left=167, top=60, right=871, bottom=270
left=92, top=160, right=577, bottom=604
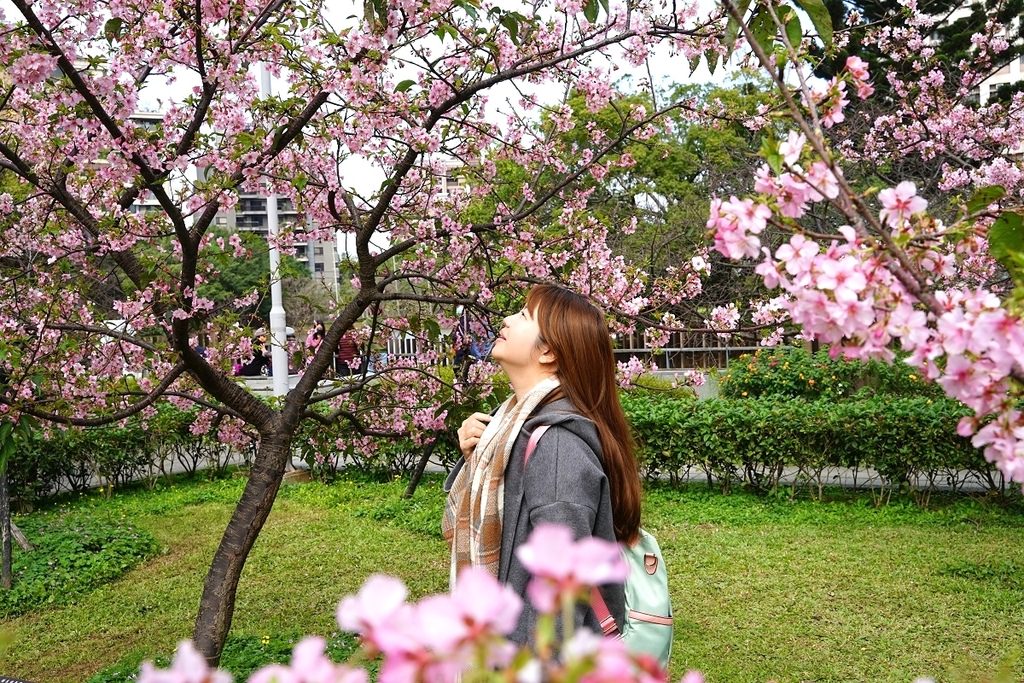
left=611, top=330, right=765, bottom=370
left=385, top=332, right=453, bottom=366
left=381, top=331, right=766, bottom=370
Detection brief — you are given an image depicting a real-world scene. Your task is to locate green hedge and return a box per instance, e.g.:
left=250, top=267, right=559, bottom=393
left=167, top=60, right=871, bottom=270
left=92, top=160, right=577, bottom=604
left=8, top=403, right=231, bottom=508
left=720, top=348, right=945, bottom=401
left=9, top=372, right=1010, bottom=507
left=621, top=391, right=1002, bottom=497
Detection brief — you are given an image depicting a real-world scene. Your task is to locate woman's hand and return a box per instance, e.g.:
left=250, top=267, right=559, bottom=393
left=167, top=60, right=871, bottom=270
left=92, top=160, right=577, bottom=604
left=457, top=412, right=492, bottom=460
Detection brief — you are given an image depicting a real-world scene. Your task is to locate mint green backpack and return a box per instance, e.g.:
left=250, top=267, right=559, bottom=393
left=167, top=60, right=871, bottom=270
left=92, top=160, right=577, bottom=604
left=526, top=426, right=674, bottom=668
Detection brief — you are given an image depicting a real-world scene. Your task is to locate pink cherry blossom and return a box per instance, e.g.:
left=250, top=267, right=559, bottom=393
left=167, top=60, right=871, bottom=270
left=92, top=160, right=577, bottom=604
left=879, top=182, right=928, bottom=227
left=138, top=641, right=232, bottom=683
left=805, top=162, right=840, bottom=201
left=336, top=575, right=409, bottom=651
left=778, top=130, right=806, bottom=167
left=845, top=56, right=870, bottom=81
left=709, top=197, right=772, bottom=259
left=450, top=566, right=523, bottom=638
left=248, top=638, right=367, bottom=683
left=516, top=524, right=628, bottom=613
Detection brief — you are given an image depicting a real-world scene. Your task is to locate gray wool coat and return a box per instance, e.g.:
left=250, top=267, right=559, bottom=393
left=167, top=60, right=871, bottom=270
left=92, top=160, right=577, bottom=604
left=445, top=397, right=626, bottom=644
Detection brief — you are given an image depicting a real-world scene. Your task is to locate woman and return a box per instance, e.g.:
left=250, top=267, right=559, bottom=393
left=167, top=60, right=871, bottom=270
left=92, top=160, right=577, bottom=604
left=305, top=320, right=325, bottom=354
left=442, top=285, right=641, bottom=644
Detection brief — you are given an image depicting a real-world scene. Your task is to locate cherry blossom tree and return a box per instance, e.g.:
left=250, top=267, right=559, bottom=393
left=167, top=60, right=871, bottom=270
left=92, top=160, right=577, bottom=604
left=710, top=0, right=1024, bottom=485
left=0, top=0, right=730, bottom=663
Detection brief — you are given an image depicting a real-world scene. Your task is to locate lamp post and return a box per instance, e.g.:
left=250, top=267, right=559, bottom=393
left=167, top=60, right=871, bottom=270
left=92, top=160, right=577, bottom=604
left=260, top=62, right=289, bottom=398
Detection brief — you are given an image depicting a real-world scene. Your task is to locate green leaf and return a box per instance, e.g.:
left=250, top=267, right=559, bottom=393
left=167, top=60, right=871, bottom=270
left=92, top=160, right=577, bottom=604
left=103, top=17, right=124, bottom=43
left=435, top=24, right=457, bottom=42
left=723, top=0, right=754, bottom=56
left=0, top=421, right=12, bottom=471
left=749, top=9, right=775, bottom=54
left=499, top=14, right=520, bottom=44
left=456, top=0, right=479, bottom=20
left=583, top=0, right=599, bottom=23
left=760, top=135, right=783, bottom=175
left=687, top=52, right=702, bottom=75
left=988, top=211, right=1024, bottom=280
left=784, top=9, right=803, bottom=48
left=967, top=185, right=1006, bottom=215
left=0, top=437, right=14, bottom=463
left=792, top=0, right=833, bottom=46
left=396, top=79, right=416, bottom=93
left=370, top=0, right=387, bottom=24
left=423, top=318, right=441, bottom=341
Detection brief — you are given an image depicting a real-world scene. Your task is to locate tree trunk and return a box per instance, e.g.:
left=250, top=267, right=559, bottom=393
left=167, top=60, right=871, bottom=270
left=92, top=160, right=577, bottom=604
left=193, top=435, right=291, bottom=664
left=1, top=467, right=11, bottom=589
left=10, top=521, right=32, bottom=552
left=404, top=435, right=442, bottom=499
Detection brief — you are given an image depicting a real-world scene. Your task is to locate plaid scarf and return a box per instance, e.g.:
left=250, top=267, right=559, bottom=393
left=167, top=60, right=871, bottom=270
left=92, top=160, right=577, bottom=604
left=442, top=376, right=561, bottom=585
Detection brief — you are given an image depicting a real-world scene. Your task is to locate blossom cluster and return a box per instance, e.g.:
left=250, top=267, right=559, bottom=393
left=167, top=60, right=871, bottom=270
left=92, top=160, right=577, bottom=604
left=709, top=20, right=1024, bottom=484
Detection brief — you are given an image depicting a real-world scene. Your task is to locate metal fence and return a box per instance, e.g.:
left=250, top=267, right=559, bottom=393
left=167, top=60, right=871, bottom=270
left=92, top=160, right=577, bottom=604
left=611, top=330, right=764, bottom=370
left=381, top=331, right=761, bottom=370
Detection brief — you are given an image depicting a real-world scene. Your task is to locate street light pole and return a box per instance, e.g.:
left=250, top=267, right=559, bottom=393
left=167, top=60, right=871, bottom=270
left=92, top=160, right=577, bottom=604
left=260, top=63, right=289, bottom=398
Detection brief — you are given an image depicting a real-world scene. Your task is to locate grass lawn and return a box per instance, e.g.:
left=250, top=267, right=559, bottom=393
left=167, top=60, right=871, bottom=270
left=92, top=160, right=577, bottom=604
left=0, top=472, right=1022, bottom=682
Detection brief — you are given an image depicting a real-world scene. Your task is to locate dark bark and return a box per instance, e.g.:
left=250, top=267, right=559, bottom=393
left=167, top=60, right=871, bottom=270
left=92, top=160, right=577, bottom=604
left=404, top=435, right=444, bottom=499
left=1, top=467, right=11, bottom=589
left=192, top=433, right=292, bottom=663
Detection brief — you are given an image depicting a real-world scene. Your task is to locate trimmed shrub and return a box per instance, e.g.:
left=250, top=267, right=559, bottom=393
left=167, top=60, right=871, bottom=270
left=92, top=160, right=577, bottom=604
left=7, top=403, right=226, bottom=509
left=7, top=369, right=1010, bottom=508
left=720, top=348, right=945, bottom=401
left=621, top=391, right=997, bottom=499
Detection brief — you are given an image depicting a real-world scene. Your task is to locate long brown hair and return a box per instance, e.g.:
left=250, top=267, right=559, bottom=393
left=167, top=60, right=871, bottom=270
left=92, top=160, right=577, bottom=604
left=526, top=285, right=641, bottom=545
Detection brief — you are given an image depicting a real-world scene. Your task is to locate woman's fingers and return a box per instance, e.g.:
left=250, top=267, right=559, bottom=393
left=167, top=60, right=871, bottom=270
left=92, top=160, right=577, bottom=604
left=458, top=413, right=492, bottom=457
left=461, top=436, right=479, bottom=456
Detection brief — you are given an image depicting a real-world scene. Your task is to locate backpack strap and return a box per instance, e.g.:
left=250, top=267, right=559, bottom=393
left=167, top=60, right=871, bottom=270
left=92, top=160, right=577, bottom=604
left=523, top=424, right=550, bottom=468
left=523, top=423, right=622, bottom=639
left=590, top=586, right=621, bottom=637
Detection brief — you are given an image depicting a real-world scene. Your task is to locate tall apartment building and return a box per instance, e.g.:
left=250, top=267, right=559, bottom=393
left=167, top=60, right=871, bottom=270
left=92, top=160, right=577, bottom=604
left=120, top=125, right=341, bottom=288
left=979, top=55, right=1022, bottom=105
left=214, top=191, right=340, bottom=287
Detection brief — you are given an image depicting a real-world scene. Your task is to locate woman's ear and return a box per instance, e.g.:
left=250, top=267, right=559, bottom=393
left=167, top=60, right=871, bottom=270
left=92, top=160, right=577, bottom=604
left=537, top=345, right=557, bottom=368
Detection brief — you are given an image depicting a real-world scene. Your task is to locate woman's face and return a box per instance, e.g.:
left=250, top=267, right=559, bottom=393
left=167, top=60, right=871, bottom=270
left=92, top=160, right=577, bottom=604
left=491, top=305, right=547, bottom=369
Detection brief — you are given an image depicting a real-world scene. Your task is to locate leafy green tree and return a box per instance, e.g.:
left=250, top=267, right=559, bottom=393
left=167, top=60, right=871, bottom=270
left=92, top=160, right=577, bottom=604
left=464, top=81, right=780, bottom=331
left=198, top=230, right=309, bottom=322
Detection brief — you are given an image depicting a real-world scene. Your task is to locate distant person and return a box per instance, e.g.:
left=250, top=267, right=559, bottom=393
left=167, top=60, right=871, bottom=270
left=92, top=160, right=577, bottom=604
left=306, top=320, right=325, bottom=354
left=335, top=330, right=359, bottom=377
left=237, top=330, right=271, bottom=377
left=453, top=306, right=483, bottom=367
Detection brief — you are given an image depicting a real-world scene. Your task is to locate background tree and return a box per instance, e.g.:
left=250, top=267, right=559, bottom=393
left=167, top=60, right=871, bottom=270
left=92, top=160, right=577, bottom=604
left=198, top=230, right=309, bottom=322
